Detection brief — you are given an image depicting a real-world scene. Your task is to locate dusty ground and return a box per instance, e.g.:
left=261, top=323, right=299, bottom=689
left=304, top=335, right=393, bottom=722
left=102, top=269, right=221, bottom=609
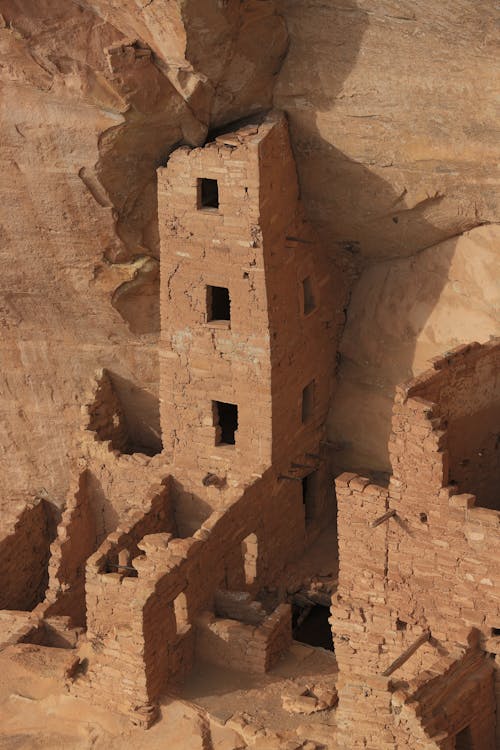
left=0, top=643, right=237, bottom=750
left=0, top=640, right=337, bottom=750
left=183, top=643, right=338, bottom=748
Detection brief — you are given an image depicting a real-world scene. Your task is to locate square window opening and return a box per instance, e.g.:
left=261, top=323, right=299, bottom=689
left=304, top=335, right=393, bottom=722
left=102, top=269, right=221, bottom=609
left=302, top=381, right=315, bottom=424
left=214, top=401, right=238, bottom=445
left=207, top=285, right=231, bottom=322
left=302, top=276, right=316, bottom=315
left=198, top=178, right=219, bottom=210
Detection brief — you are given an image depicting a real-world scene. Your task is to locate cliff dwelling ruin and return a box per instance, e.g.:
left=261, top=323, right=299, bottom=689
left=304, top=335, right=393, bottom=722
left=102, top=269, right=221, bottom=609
left=0, top=2, right=499, bottom=750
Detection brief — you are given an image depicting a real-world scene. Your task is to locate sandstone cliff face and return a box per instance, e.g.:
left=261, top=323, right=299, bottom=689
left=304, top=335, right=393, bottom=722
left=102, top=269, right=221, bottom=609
left=329, top=225, right=500, bottom=471
left=275, top=0, right=499, bottom=472
left=0, top=0, right=498, bottom=500
left=276, top=0, right=498, bottom=257
left=0, top=0, right=287, bottom=501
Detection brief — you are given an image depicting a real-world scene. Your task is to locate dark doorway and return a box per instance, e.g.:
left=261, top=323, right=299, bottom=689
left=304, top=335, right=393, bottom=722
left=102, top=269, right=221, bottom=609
left=199, top=178, right=219, bottom=209
left=455, top=726, right=473, bottom=750
left=214, top=401, right=238, bottom=445
left=207, top=286, right=230, bottom=321
left=302, top=472, right=317, bottom=524
left=293, top=605, right=334, bottom=651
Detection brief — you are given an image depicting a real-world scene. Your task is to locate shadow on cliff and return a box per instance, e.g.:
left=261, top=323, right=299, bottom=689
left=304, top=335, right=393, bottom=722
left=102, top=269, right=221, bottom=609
left=276, top=0, right=461, bottom=474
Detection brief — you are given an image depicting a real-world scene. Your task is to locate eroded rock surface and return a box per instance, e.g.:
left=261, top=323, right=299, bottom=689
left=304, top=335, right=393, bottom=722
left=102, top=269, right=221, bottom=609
left=276, top=0, right=498, bottom=258
left=0, top=0, right=288, bottom=501
left=330, top=225, right=500, bottom=471
left=274, top=0, right=499, bottom=472
left=1, top=0, right=497, bottom=500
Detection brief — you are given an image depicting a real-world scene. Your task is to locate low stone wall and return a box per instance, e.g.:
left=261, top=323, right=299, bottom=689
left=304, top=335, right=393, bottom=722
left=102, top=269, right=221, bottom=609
left=73, top=464, right=306, bottom=724
left=196, top=603, right=292, bottom=674
left=43, top=472, right=99, bottom=627
left=71, top=484, right=177, bottom=725
left=395, top=646, right=495, bottom=749
left=396, top=340, right=500, bottom=510
left=44, top=474, right=173, bottom=628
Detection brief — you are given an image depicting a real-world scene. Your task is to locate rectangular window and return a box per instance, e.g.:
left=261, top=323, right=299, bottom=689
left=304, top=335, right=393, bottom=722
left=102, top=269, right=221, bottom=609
left=207, top=285, right=230, bottom=322
left=213, top=401, right=238, bottom=445
left=302, top=276, right=316, bottom=315
left=302, top=381, right=315, bottom=423
left=198, top=178, right=219, bottom=209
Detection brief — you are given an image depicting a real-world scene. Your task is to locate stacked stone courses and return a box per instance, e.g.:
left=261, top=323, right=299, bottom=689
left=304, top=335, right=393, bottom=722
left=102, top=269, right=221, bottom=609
left=65, top=112, right=339, bottom=724
left=157, top=112, right=336, bottom=530
left=332, top=338, right=500, bottom=749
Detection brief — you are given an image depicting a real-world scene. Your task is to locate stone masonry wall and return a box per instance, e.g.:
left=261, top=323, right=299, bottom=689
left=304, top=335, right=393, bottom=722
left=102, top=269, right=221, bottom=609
left=84, top=369, right=162, bottom=458
left=79, top=413, right=168, bottom=546
left=43, top=472, right=99, bottom=627
left=388, top=341, right=500, bottom=648
left=70, top=114, right=339, bottom=725
left=45, top=472, right=174, bottom=629
left=157, top=112, right=339, bottom=536
left=74, top=482, right=175, bottom=725
left=394, top=340, right=500, bottom=511
left=333, top=474, right=433, bottom=750
left=196, top=603, right=292, bottom=674
left=75, top=465, right=309, bottom=723
left=392, top=645, right=496, bottom=749
left=158, top=121, right=273, bottom=487
left=332, top=339, right=500, bottom=749
left=258, top=120, right=339, bottom=472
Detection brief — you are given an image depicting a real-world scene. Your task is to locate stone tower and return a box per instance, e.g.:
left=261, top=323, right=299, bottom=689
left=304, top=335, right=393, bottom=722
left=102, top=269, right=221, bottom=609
left=157, top=111, right=338, bottom=534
